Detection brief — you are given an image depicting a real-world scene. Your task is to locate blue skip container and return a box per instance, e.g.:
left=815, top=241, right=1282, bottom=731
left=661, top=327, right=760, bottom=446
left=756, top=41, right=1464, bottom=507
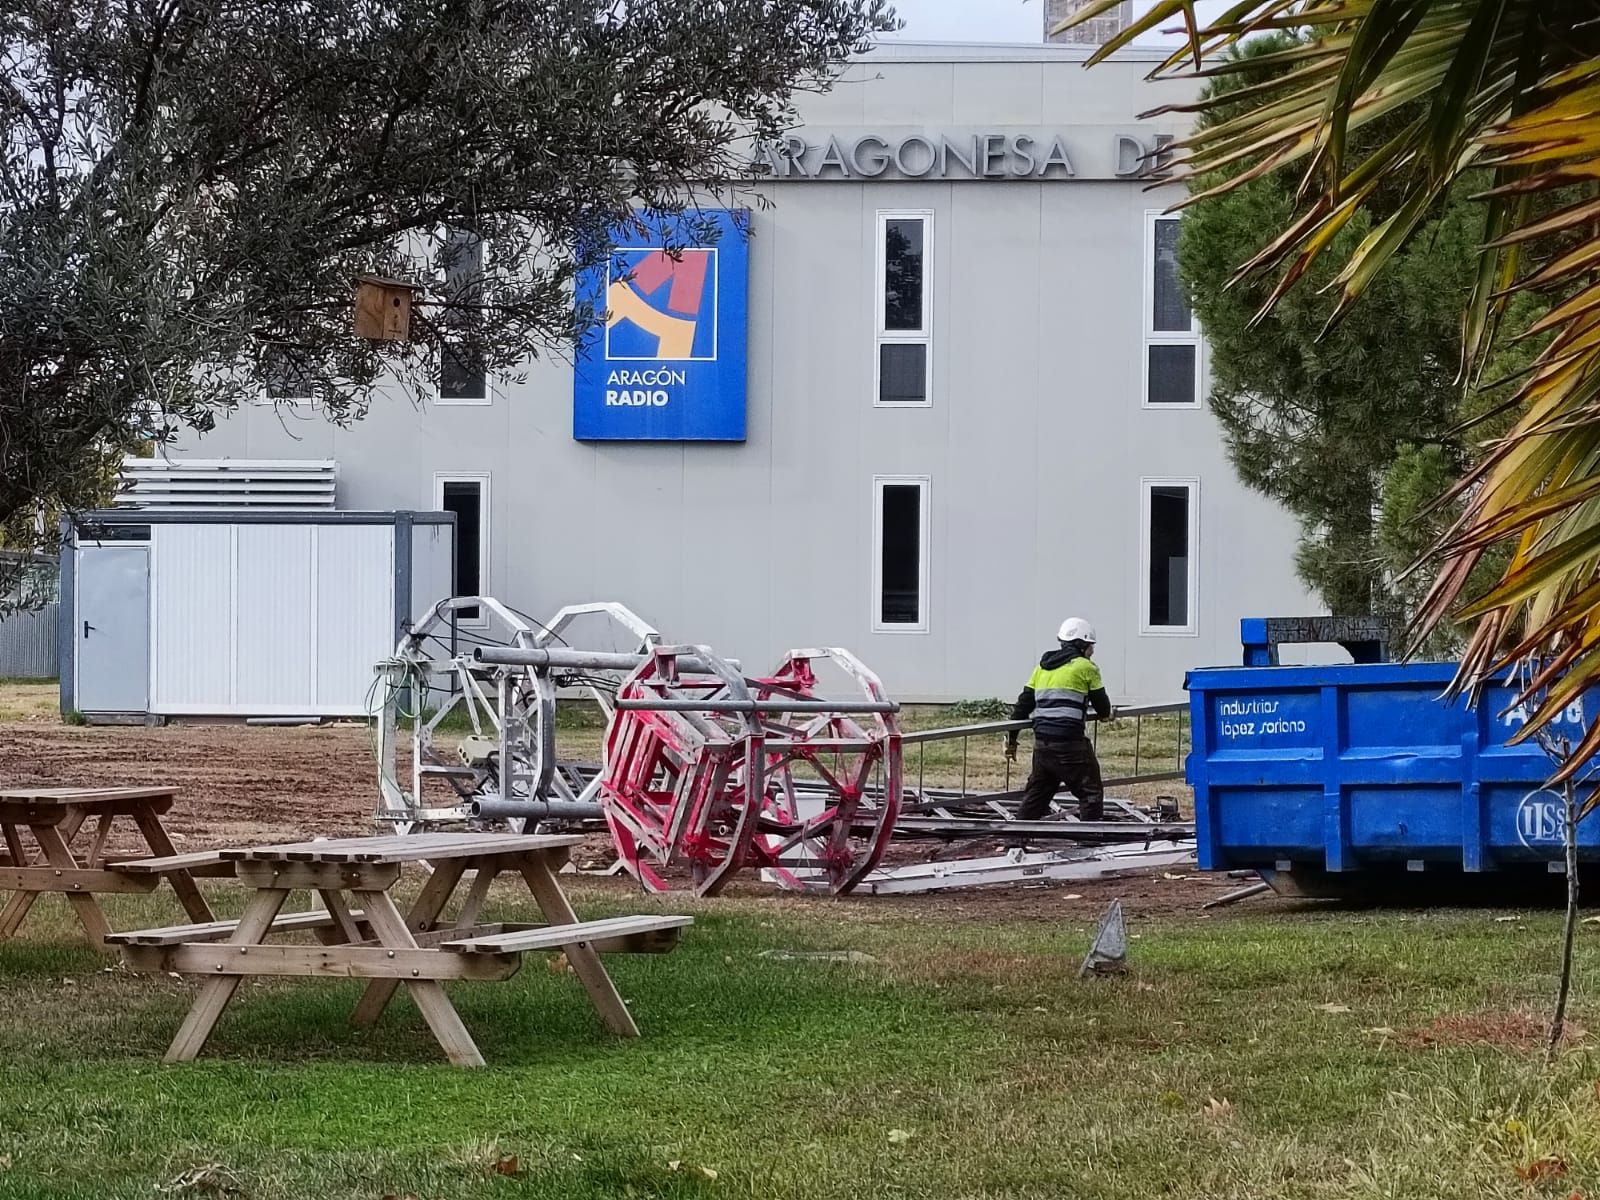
left=1186, top=621, right=1596, bottom=891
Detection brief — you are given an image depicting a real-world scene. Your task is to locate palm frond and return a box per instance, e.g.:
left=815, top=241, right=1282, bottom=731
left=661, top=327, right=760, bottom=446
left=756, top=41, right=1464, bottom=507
left=1052, top=0, right=1600, bottom=770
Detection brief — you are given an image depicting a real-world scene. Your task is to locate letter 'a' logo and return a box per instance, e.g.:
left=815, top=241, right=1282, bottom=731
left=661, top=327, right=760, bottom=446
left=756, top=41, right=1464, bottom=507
left=605, top=248, right=718, bottom=361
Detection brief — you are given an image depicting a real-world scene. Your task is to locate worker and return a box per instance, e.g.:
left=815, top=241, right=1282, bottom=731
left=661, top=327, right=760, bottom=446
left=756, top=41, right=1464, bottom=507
left=1004, top=617, right=1112, bottom=821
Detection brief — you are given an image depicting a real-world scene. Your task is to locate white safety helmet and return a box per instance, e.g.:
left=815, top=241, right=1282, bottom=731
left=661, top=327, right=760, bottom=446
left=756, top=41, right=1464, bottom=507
left=1058, top=617, right=1097, bottom=644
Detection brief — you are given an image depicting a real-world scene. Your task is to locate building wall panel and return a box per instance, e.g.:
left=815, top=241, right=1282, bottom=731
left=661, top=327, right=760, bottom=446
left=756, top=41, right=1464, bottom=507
left=234, top=524, right=314, bottom=709
left=316, top=525, right=394, bottom=712
left=151, top=524, right=233, bottom=710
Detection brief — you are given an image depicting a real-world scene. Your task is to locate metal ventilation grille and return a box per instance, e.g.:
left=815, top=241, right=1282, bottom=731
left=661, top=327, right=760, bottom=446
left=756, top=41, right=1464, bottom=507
left=115, top=458, right=338, bottom=510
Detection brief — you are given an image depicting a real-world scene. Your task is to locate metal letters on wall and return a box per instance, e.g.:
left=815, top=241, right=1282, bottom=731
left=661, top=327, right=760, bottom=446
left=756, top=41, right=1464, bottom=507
left=755, top=129, right=1178, bottom=181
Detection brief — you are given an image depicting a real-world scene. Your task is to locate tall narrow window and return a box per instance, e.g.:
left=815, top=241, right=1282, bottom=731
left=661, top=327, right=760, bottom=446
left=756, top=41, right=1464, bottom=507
left=1142, top=480, right=1198, bottom=634
left=873, top=475, right=930, bottom=631
left=439, top=230, right=489, bottom=403
left=434, top=473, right=490, bottom=622
left=1144, top=213, right=1201, bottom=407
left=875, top=212, right=932, bottom=407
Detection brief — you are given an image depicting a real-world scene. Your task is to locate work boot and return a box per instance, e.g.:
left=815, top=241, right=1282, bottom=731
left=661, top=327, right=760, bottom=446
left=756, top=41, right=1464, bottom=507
left=1078, top=804, right=1105, bottom=822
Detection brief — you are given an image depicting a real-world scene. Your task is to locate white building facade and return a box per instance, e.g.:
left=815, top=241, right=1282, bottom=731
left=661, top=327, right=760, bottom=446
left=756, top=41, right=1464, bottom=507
left=171, top=41, right=1320, bottom=704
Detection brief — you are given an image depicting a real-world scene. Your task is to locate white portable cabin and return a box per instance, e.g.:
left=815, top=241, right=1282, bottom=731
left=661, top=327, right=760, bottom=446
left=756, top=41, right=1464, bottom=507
left=60, top=509, right=453, bottom=719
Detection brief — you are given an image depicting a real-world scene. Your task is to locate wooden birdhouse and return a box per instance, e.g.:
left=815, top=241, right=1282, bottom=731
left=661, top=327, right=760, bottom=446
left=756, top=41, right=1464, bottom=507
left=354, top=276, right=416, bottom=341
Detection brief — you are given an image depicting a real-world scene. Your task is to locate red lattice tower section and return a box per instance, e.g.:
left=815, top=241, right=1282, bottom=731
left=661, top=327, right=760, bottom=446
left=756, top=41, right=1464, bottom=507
left=599, top=646, right=902, bottom=897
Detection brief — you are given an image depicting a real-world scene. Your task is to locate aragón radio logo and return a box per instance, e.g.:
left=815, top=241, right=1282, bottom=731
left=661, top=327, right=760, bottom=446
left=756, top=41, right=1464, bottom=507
left=605, top=248, right=718, bottom=363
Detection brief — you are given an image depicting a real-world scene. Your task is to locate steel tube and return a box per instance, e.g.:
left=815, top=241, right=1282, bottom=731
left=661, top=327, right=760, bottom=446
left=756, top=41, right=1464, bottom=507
left=471, top=646, right=741, bottom=675
left=896, top=703, right=1185, bottom=746
left=467, top=798, right=605, bottom=820
left=612, top=698, right=899, bottom=714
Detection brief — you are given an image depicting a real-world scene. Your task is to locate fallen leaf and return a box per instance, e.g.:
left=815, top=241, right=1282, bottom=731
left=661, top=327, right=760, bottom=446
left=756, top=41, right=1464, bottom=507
left=667, top=1161, right=681, bottom=1172
left=0, top=1155, right=11, bottom=1171
left=699, top=1166, right=718, bottom=1180
left=887, top=1129, right=915, bottom=1145
left=1314, top=1003, right=1352, bottom=1013
left=158, top=1164, right=241, bottom=1195
left=492, top=1154, right=521, bottom=1177
left=756, top=949, right=879, bottom=964
left=548, top=952, right=575, bottom=975
left=1032, top=1006, right=1048, bottom=1013
left=1362, top=1027, right=1397, bottom=1037
left=1202, top=1097, right=1233, bottom=1120
left=1515, top=1156, right=1567, bottom=1183
left=1158, top=1090, right=1184, bottom=1110
left=1505, top=1117, right=1528, bottom=1136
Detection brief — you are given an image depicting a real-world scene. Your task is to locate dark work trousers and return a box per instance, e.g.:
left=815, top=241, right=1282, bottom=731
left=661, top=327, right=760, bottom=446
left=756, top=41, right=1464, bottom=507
left=1018, top=736, right=1105, bottom=821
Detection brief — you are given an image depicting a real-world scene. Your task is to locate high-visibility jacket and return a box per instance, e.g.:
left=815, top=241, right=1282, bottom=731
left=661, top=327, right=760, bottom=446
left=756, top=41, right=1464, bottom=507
left=1010, top=646, right=1111, bottom=741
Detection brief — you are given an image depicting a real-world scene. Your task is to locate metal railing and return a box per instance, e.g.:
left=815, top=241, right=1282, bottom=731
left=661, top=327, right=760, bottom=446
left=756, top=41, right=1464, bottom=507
left=899, top=701, right=1189, bottom=803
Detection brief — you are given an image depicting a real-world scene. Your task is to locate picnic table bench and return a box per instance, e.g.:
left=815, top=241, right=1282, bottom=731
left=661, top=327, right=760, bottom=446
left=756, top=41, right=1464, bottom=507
left=0, top=787, right=215, bottom=948
left=110, top=832, right=692, bottom=1067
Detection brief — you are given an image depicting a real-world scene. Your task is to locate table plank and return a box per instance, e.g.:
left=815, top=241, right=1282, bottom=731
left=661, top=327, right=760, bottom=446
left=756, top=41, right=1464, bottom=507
left=113, top=849, right=231, bottom=875
left=233, top=862, right=402, bottom=890
left=217, top=833, right=584, bottom=865
left=122, top=942, right=521, bottom=981
left=0, top=787, right=179, bottom=803
left=441, top=914, right=692, bottom=954
left=0, top=867, right=160, bottom=894
left=0, top=796, right=177, bottom=824
left=109, top=908, right=367, bottom=946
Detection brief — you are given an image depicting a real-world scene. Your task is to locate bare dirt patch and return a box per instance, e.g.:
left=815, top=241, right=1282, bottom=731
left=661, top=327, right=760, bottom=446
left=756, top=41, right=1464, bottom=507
left=0, top=721, right=378, bottom=850
left=0, top=717, right=1250, bottom=921
left=1397, top=1009, right=1587, bottom=1051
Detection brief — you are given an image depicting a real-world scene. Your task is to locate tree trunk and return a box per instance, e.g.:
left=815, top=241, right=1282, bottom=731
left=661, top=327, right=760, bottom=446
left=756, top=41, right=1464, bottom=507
left=1547, top=774, right=1579, bottom=1061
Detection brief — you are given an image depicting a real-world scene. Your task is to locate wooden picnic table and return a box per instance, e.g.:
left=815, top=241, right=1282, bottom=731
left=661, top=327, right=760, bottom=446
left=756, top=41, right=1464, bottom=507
left=0, top=787, right=215, bottom=949
left=110, top=832, right=692, bottom=1067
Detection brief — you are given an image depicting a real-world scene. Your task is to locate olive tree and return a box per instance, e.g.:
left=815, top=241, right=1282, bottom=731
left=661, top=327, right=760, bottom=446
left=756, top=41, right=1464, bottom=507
left=0, top=0, right=894, bottom=567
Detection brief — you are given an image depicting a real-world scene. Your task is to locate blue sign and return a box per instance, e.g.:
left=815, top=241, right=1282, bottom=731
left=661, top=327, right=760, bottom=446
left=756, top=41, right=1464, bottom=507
left=573, top=209, right=749, bottom=441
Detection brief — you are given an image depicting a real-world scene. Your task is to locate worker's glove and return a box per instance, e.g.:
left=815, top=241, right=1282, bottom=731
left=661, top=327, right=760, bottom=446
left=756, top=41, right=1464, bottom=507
left=1102, top=707, right=1120, bottom=726
left=1003, top=741, right=1018, bottom=764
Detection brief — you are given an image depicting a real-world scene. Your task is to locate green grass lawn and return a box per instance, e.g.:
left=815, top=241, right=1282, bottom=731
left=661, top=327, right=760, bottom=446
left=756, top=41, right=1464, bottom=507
left=0, top=679, right=58, bottom=724
left=2, top=882, right=1600, bottom=1198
